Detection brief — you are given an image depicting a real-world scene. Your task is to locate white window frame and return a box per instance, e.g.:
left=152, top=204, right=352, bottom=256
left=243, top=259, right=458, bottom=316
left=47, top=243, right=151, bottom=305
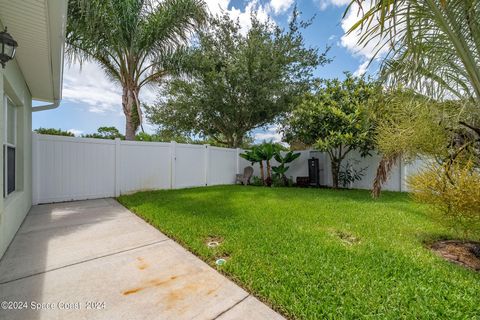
left=4, top=95, right=16, bottom=197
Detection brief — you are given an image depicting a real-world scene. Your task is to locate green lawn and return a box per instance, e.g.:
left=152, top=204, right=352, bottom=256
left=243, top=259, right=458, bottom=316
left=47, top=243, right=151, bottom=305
left=118, top=186, right=480, bottom=319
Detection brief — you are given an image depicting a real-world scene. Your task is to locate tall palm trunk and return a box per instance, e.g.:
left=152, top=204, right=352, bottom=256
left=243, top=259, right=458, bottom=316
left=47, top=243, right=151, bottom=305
left=122, top=85, right=140, bottom=140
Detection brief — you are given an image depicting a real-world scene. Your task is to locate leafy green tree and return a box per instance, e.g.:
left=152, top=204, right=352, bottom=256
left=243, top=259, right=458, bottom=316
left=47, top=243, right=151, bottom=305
left=66, top=0, right=207, bottom=140
left=83, top=126, right=125, bottom=140
left=282, top=74, right=377, bottom=188
left=135, top=130, right=192, bottom=143
left=34, top=128, right=75, bottom=137
left=146, top=10, right=329, bottom=147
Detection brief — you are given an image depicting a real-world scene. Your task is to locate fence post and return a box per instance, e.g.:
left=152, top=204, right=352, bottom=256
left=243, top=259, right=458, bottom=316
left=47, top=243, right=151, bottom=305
left=170, top=141, right=177, bottom=189
left=114, top=138, right=121, bottom=197
left=236, top=148, right=241, bottom=174
left=32, top=133, right=40, bottom=205
left=204, top=145, right=210, bottom=186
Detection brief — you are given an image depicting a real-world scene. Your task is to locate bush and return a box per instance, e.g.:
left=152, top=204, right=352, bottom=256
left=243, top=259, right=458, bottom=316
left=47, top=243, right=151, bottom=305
left=34, top=128, right=74, bottom=137
left=338, top=160, right=367, bottom=188
left=271, top=175, right=294, bottom=188
left=250, top=176, right=264, bottom=186
left=408, top=160, right=480, bottom=233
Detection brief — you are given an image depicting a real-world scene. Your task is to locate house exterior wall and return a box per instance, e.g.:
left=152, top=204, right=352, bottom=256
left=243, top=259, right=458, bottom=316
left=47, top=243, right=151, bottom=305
left=0, top=55, right=33, bottom=258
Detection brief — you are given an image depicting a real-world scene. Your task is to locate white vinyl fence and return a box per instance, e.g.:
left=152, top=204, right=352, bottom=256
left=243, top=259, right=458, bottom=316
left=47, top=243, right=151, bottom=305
left=32, top=133, right=425, bottom=204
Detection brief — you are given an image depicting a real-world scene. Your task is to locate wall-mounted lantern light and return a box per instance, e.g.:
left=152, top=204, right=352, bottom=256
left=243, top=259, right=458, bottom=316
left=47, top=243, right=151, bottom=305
left=0, top=27, right=18, bottom=68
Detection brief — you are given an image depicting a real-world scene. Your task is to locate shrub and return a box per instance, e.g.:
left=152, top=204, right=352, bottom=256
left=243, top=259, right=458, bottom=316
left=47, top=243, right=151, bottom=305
left=250, top=176, right=264, bottom=186
left=338, top=160, right=367, bottom=188
left=271, top=175, right=294, bottom=188
left=408, top=160, right=480, bottom=233
left=34, top=128, right=74, bottom=137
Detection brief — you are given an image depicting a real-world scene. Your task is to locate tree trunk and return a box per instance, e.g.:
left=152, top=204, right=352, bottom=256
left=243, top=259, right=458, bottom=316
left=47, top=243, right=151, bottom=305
left=259, top=161, right=265, bottom=185
left=331, top=160, right=340, bottom=189
left=122, top=85, right=140, bottom=141
left=266, top=160, right=271, bottom=180
left=231, top=134, right=243, bottom=148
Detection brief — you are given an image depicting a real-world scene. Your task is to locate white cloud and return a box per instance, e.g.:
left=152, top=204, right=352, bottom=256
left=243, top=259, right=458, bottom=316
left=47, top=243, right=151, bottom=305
left=63, top=62, right=121, bottom=114
left=316, top=0, right=351, bottom=11
left=353, top=60, right=369, bottom=76
left=67, top=129, right=83, bottom=136
left=269, top=0, right=294, bottom=15
left=204, top=0, right=230, bottom=16
left=63, top=61, right=157, bottom=114
left=254, top=125, right=282, bottom=143
left=339, top=1, right=389, bottom=76
left=205, top=0, right=283, bottom=34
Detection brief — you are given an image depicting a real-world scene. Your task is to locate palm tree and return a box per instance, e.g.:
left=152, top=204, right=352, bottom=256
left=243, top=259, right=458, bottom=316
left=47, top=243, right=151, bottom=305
left=240, top=148, right=265, bottom=184
left=345, top=0, right=480, bottom=196
left=346, top=0, right=480, bottom=102
left=66, top=0, right=207, bottom=140
left=272, top=151, right=301, bottom=184
left=257, top=142, right=282, bottom=183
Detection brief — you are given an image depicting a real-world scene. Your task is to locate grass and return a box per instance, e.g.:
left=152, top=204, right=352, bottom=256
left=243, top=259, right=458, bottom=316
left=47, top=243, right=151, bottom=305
left=118, top=186, right=480, bottom=319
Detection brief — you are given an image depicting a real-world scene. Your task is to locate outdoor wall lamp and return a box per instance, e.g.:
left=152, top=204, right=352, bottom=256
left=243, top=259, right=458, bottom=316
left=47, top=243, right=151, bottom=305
left=0, top=27, right=18, bottom=68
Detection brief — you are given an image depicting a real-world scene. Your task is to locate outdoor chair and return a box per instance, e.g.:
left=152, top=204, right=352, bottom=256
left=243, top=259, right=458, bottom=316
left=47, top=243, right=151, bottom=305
left=236, top=166, right=254, bottom=185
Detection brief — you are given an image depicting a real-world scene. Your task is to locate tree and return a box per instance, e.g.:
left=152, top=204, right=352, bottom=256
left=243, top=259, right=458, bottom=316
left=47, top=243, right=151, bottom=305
left=135, top=130, right=192, bottom=143
left=240, top=142, right=288, bottom=186
left=34, top=128, right=75, bottom=137
left=256, top=142, right=283, bottom=185
left=240, top=147, right=265, bottom=184
left=282, top=74, right=377, bottom=188
left=83, top=126, right=125, bottom=140
left=346, top=0, right=480, bottom=103
left=66, top=0, right=207, bottom=140
left=146, top=10, right=329, bottom=147
left=345, top=0, right=480, bottom=195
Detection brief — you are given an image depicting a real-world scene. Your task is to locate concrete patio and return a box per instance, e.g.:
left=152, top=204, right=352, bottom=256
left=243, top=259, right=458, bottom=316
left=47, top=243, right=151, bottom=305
left=0, top=198, right=284, bottom=320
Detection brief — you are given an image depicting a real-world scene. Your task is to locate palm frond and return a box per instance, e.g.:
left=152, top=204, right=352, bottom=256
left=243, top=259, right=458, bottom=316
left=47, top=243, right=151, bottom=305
left=347, top=0, right=480, bottom=101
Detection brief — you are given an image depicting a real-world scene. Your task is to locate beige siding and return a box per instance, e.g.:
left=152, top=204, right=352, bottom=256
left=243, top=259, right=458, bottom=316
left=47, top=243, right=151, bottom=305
left=0, top=56, right=33, bottom=258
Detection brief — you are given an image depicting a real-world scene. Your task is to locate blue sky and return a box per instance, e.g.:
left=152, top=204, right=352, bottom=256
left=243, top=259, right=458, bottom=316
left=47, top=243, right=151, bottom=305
left=33, top=0, right=375, bottom=142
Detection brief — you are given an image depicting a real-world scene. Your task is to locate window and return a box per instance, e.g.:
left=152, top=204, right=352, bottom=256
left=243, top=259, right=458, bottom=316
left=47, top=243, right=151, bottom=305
left=4, top=96, right=16, bottom=197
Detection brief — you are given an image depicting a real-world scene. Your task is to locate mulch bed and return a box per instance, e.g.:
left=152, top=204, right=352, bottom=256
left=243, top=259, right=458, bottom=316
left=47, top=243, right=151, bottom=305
left=430, top=240, right=480, bottom=272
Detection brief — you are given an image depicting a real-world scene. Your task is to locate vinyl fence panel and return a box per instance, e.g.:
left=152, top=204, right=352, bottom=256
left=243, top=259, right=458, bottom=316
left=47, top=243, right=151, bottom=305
left=33, top=134, right=116, bottom=204
left=119, top=141, right=171, bottom=194
left=208, top=147, right=237, bottom=186
left=32, top=133, right=426, bottom=204
left=174, top=143, right=207, bottom=189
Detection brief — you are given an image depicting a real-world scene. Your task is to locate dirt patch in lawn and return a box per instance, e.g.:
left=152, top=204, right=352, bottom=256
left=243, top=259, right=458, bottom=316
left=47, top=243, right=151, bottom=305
left=430, top=240, right=480, bottom=272
left=332, top=230, right=361, bottom=245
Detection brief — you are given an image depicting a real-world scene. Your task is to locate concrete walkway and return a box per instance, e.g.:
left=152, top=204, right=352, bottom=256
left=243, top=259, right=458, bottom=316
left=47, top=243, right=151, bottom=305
left=0, top=199, right=284, bottom=320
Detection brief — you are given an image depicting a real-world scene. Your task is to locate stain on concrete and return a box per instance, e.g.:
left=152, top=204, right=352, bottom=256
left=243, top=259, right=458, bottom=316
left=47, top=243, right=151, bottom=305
left=122, top=276, right=178, bottom=296
left=136, top=257, right=149, bottom=270
left=123, top=287, right=143, bottom=296
left=165, top=283, right=200, bottom=311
